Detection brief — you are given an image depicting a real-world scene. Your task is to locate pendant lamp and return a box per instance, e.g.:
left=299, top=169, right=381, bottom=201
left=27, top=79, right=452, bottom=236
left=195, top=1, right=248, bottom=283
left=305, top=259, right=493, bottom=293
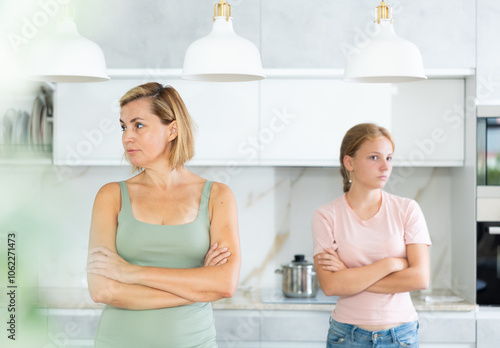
left=343, top=1, right=426, bottom=83
left=181, top=0, right=265, bottom=82
left=25, top=2, right=109, bottom=83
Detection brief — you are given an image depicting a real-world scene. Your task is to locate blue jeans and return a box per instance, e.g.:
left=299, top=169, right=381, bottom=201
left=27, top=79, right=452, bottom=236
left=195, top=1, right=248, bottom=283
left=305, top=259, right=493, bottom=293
left=326, top=318, right=419, bottom=348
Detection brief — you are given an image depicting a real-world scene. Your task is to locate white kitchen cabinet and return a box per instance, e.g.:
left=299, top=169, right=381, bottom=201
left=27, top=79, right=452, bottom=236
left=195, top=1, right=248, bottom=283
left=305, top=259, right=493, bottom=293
left=390, top=80, right=465, bottom=167
left=40, top=308, right=478, bottom=347
left=476, top=307, right=500, bottom=348
left=173, top=81, right=260, bottom=166
left=53, top=78, right=260, bottom=166
left=53, top=80, right=128, bottom=166
left=259, top=79, right=465, bottom=166
left=259, top=79, right=393, bottom=166
left=53, top=72, right=465, bottom=167
left=214, top=310, right=476, bottom=347
left=418, top=311, right=476, bottom=346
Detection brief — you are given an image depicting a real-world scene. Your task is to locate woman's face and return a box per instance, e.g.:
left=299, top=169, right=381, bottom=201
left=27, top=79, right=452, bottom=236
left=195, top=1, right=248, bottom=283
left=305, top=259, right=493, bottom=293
left=345, top=136, right=393, bottom=190
left=120, top=98, right=176, bottom=168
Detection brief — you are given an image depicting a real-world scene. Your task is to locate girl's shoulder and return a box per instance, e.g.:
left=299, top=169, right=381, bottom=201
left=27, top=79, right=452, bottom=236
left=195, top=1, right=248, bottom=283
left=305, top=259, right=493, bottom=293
left=314, top=194, right=347, bottom=217
left=383, top=191, right=420, bottom=212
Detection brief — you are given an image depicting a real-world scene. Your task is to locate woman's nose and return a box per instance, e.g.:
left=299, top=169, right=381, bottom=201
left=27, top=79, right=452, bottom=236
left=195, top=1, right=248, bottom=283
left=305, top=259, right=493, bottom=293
left=122, top=129, right=135, bottom=143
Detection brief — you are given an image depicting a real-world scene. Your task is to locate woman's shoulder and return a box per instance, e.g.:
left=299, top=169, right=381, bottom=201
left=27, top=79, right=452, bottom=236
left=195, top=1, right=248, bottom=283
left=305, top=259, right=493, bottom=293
left=92, top=182, right=122, bottom=215
left=95, top=182, right=122, bottom=204
left=208, top=181, right=235, bottom=201
left=97, top=182, right=121, bottom=195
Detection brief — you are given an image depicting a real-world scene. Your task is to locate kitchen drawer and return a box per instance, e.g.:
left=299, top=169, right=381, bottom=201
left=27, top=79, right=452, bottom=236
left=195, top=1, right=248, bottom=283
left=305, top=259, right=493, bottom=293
left=214, top=310, right=261, bottom=343
left=47, top=308, right=102, bottom=340
left=260, top=310, right=330, bottom=342
left=476, top=307, right=500, bottom=348
left=418, top=311, right=476, bottom=343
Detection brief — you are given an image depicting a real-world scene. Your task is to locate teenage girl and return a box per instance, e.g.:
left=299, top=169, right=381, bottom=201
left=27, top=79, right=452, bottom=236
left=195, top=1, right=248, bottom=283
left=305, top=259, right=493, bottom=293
left=312, top=123, right=431, bottom=348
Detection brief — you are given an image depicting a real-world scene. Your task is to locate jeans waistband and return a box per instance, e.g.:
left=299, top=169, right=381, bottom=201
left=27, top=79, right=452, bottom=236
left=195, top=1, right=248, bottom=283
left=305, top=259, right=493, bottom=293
left=329, top=318, right=418, bottom=342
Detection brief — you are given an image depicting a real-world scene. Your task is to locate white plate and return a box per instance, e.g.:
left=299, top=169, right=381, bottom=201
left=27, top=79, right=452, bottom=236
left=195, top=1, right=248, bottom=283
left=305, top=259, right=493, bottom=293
left=13, top=110, right=25, bottom=144
left=30, top=97, right=43, bottom=145
left=21, top=111, right=30, bottom=145
left=41, top=105, right=52, bottom=146
left=3, top=109, right=17, bottom=145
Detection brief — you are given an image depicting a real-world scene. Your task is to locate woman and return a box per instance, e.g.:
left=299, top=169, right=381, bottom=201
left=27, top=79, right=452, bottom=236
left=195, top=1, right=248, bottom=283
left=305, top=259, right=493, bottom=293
left=312, top=123, right=431, bottom=348
left=86, top=82, right=240, bottom=348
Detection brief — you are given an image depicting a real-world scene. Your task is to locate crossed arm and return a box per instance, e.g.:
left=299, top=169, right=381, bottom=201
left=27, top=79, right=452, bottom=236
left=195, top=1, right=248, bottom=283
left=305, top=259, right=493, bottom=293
left=86, top=182, right=241, bottom=310
left=314, top=244, right=429, bottom=297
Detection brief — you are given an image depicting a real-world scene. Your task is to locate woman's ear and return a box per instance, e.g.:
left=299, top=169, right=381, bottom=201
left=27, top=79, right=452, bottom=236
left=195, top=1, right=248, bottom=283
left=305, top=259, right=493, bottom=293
left=169, top=120, right=178, bottom=140
left=343, top=155, right=353, bottom=171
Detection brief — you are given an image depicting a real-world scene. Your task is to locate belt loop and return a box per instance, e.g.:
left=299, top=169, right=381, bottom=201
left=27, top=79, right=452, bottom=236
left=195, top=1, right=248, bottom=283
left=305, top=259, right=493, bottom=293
left=351, top=326, right=357, bottom=343
left=390, top=327, right=397, bottom=343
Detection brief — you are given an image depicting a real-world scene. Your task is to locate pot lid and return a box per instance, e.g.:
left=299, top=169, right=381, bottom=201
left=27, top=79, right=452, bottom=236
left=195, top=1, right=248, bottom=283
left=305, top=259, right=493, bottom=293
left=283, top=254, right=314, bottom=268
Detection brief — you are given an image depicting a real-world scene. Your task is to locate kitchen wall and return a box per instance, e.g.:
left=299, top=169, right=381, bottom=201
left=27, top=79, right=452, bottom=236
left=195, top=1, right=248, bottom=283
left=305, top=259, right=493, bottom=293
left=71, top=0, right=475, bottom=69
left=1, top=0, right=479, bottom=297
left=3, top=1, right=475, bottom=70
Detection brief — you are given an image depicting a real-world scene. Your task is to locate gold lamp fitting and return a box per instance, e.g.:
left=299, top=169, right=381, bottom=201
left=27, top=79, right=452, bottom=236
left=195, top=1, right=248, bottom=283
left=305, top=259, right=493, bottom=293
left=375, top=1, right=393, bottom=24
left=214, top=0, right=231, bottom=22
left=62, top=0, right=75, bottom=19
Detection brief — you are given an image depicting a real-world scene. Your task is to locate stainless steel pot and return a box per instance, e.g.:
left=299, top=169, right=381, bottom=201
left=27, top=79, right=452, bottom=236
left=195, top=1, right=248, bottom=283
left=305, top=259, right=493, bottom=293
left=275, top=254, right=319, bottom=298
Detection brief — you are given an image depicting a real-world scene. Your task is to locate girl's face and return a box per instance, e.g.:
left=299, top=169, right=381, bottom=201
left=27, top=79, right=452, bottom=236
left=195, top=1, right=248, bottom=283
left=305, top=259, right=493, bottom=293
left=345, top=136, right=393, bottom=191
left=120, top=98, right=177, bottom=168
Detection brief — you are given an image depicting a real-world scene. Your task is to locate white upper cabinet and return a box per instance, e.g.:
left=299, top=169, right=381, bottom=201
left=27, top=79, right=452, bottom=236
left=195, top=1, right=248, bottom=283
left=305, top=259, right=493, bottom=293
left=53, top=78, right=260, bottom=166
left=389, top=80, right=465, bottom=166
left=259, top=79, right=464, bottom=166
left=174, top=81, right=260, bottom=166
left=54, top=76, right=464, bottom=167
left=53, top=80, right=126, bottom=166
left=259, top=80, right=392, bottom=166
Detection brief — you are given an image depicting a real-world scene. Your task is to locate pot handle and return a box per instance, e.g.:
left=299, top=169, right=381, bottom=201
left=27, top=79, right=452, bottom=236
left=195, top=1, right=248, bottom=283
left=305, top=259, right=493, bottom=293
left=275, top=269, right=283, bottom=274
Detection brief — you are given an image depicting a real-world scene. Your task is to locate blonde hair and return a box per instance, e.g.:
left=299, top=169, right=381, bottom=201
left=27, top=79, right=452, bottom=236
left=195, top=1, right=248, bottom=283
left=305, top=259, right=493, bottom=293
left=119, top=82, right=195, bottom=171
left=340, top=123, right=395, bottom=192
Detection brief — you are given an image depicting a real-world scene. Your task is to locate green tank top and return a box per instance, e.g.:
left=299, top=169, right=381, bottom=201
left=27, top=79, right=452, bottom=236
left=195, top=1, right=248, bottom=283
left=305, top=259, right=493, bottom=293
left=94, top=180, right=217, bottom=348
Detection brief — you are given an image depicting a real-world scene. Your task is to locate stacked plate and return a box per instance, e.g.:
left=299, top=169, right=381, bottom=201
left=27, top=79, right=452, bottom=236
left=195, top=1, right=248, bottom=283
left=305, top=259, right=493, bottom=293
left=2, top=94, right=53, bottom=153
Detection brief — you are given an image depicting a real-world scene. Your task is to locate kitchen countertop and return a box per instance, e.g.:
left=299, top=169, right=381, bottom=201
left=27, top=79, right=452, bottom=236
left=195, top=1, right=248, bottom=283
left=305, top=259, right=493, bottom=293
left=22, top=287, right=477, bottom=312
left=213, top=288, right=477, bottom=312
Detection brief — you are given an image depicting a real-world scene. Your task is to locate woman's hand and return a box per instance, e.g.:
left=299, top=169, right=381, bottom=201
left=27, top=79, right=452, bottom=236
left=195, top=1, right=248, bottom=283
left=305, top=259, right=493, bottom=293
left=204, top=242, right=231, bottom=266
left=87, top=246, right=138, bottom=284
left=316, top=248, right=347, bottom=272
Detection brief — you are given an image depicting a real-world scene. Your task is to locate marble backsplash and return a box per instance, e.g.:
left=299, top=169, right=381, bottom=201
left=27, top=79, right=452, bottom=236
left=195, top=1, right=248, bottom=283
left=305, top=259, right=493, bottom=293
left=0, top=164, right=451, bottom=295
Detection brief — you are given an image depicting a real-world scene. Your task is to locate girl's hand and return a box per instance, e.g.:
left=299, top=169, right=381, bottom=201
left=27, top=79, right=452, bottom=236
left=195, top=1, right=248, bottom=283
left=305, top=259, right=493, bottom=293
left=316, top=248, right=347, bottom=272
left=389, top=257, right=409, bottom=272
left=87, top=246, right=137, bottom=284
left=204, top=242, right=231, bottom=266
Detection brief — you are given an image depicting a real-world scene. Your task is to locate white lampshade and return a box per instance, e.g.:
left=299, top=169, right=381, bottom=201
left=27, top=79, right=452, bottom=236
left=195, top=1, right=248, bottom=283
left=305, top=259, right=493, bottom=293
left=0, top=42, right=22, bottom=81
left=26, top=17, right=109, bottom=83
left=343, top=2, right=426, bottom=83
left=181, top=2, right=264, bottom=82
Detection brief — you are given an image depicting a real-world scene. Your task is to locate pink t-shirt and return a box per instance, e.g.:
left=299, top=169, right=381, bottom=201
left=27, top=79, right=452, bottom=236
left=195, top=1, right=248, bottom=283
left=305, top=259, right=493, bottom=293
left=311, top=190, right=431, bottom=326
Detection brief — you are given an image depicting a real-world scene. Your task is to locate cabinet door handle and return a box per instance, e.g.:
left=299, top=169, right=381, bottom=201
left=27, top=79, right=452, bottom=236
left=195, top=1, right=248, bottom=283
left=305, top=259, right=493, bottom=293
left=488, top=226, right=500, bottom=235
